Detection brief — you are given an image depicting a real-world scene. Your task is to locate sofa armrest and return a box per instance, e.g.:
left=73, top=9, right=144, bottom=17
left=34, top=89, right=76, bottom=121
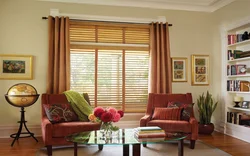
left=41, top=116, right=53, bottom=145
left=140, top=115, right=151, bottom=127
left=189, top=117, right=198, bottom=140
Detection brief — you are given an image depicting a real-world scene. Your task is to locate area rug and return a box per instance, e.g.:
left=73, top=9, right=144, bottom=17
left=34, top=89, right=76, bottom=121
left=36, top=140, right=231, bottom=156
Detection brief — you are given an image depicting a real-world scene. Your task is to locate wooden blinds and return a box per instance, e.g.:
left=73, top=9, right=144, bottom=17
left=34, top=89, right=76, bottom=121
left=69, top=21, right=150, bottom=49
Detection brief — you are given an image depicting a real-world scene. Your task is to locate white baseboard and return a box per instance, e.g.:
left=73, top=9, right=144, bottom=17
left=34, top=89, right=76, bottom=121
left=214, top=121, right=225, bottom=133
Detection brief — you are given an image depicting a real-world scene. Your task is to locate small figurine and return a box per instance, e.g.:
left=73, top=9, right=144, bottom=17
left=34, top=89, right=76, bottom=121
left=242, top=31, right=249, bottom=40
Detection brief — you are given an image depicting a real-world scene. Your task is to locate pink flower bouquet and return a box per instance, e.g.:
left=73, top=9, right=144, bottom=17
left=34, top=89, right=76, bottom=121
left=88, top=106, right=124, bottom=131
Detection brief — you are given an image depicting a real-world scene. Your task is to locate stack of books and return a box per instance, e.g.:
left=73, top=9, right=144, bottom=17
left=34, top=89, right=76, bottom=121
left=134, top=126, right=166, bottom=141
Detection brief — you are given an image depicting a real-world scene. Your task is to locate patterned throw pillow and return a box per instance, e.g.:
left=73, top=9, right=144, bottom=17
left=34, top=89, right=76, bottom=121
left=167, top=102, right=194, bottom=121
left=152, top=107, right=183, bottom=120
left=43, top=103, right=78, bottom=123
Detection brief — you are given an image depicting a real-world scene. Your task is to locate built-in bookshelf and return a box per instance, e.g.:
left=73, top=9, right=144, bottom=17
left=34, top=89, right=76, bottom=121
left=223, top=17, right=250, bottom=143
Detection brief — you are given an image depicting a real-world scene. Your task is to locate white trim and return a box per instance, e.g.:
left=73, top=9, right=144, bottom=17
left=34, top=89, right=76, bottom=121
left=210, top=0, right=235, bottom=12
left=50, top=9, right=166, bottom=24
left=40, top=0, right=235, bottom=12
left=71, top=42, right=149, bottom=48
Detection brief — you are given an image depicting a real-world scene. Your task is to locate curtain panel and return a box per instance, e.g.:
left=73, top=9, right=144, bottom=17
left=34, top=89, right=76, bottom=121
left=46, top=16, right=70, bottom=94
left=149, top=22, right=172, bottom=94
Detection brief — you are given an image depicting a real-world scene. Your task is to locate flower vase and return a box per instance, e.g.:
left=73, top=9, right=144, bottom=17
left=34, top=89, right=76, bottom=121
left=100, top=122, right=113, bottom=140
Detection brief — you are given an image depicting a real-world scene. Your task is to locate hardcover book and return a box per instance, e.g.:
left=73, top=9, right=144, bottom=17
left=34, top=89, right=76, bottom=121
left=134, top=132, right=166, bottom=139
left=136, top=126, right=162, bottom=131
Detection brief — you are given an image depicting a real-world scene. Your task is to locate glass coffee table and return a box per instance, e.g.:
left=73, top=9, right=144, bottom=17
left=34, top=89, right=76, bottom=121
left=66, top=128, right=187, bottom=156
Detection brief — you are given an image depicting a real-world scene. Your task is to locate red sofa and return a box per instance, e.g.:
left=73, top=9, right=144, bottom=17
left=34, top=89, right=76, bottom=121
left=41, top=93, right=101, bottom=156
left=140, top=93, right=198, bottom=149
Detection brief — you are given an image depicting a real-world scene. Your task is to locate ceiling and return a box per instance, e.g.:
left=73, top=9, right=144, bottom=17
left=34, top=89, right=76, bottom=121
left=41, top=0, right=235, bottom=12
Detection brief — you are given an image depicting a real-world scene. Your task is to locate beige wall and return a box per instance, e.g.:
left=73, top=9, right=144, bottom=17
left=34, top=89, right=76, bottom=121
left=2, top=0, right=248, bottom=134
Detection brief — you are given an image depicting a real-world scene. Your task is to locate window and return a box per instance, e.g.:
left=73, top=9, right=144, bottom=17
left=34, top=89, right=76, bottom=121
left=69, top=21, right=150, bottom=112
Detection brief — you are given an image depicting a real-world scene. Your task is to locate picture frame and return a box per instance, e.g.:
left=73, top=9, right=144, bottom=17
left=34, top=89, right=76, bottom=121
left=236, top=64, right=246, bottom=75
left=0, top=55, right=33, bottom=80
left=191, top=54, right=209, bottom=86
left=241, top=101, right=250, bottom=109
left=171, top=57, right=187, bottom=82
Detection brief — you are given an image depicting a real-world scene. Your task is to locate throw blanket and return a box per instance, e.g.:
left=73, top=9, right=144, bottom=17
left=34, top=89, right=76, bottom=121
left=64, top=90, right=93, bottom=121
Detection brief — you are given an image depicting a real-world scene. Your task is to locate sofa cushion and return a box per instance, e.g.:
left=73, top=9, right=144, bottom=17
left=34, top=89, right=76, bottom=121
left=167, top=102, right=194, bottom=121
left=52, top=122, right=101, bottom=137
left=43, top=103, right=78, bottom=123
left=152, top=107, right=183, bottom=120
left=147, top=120, right=191, bottom=133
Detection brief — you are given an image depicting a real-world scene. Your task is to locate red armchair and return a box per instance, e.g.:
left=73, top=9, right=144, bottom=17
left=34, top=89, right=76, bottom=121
left=140, top=93, right=198, bottom=149
left=41, top=93, right=101, bottom=156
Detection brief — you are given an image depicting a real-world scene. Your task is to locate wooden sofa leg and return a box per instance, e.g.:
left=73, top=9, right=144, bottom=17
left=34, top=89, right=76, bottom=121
left=190, top=140, right=195, bottom=149
left=46, top=145, right=52, bottom=156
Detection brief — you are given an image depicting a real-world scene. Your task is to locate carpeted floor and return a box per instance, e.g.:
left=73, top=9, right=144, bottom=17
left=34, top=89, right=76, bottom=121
left=36, top=140, right=231, bottom=156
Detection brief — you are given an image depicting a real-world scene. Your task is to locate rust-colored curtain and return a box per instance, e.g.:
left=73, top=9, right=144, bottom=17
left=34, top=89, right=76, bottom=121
left=46, top=16, right=70, bottom=94
left=149, top=22, right=172, bottom=93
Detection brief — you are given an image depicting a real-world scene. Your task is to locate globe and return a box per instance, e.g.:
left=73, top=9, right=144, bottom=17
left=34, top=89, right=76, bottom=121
left=5, top=83, right=40, bottom=107
left=5, top=83, right=40, bottom=146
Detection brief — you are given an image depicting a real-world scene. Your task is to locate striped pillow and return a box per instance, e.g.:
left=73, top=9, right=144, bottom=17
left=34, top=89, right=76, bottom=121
left=152, top=107, right=183, bottom=120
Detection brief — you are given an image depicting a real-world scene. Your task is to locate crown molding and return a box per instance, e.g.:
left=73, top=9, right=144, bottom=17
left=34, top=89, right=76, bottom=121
left=210, top=0, right=235, bottom=12
left=39, top=0, right=235, bottom=12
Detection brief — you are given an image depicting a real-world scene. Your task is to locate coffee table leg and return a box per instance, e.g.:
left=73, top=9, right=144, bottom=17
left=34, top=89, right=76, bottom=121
left=74, top=142, right=78, bottom=156
left=98, top=144, right=103, bottom=150
left=133, top=144, right=140, bottom=156
left=123, top=145, right=129, bottom=156
left=178, top=139, right=183, bottom=156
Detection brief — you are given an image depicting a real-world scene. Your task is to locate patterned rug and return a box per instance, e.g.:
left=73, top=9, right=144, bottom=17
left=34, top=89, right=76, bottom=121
left=36, top=140, right=231, bottom=156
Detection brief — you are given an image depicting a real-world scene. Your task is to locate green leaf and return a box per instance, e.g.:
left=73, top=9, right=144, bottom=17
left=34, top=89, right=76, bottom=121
left=196, top=91, right=218, bottom=124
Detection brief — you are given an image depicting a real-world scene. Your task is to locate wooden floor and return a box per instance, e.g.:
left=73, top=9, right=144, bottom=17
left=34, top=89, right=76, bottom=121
left=0, top=131, right=250, bottom=156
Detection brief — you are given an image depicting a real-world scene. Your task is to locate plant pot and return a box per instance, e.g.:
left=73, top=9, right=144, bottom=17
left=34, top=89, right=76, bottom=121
left=198, top=123, right=214, bottom=135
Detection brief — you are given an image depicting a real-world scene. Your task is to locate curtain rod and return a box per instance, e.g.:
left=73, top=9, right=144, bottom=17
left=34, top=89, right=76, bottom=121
left=41, top=17, right=173, bottom=26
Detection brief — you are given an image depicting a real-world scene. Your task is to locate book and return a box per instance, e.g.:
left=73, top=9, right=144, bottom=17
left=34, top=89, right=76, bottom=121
left=134, top=132, right=166, bottom=139
left=240, top=81, right=249, bottom=91
left=231, top=65, right=237, bottom=75
left=136, top=126, right=162, bottom=131
left=134, top=135, right=165, bottom=142
left=134, top=130, right=165, bottom=136
left=233, top=112, right=238, bottom=124
left=134, top=128, right=165, bottom=134
left=233, top=50, right=243, bottom=59
left=239, top=51, right=250, bottom=58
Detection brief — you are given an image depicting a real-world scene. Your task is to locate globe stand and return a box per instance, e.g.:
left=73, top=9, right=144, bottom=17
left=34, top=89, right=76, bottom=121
left=10, top=107, right=38, bottom=146
left=4, top=83, right=40, bottom=147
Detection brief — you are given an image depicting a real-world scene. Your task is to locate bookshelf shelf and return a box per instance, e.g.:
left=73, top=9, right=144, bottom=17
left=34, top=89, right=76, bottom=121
left=228, top=91, right=250, bottom=94
left=228, top=106, right=250, bottom=112
left=227, top=74, right=250, bottom=78
left=228, top=57, right=250, bottom=63
left=228, top=39, right=250, bottom=47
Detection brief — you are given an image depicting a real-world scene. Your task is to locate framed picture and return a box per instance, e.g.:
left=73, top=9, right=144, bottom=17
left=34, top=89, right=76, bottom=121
left=242, top=101, right=250, bottom=109
left=171, top=57, right=187, bottom=82
left=191, top=55, right=209, bottom=86
left=236, top=64, right=246, bottom=75
left=0, top=55, right=33, bottom=80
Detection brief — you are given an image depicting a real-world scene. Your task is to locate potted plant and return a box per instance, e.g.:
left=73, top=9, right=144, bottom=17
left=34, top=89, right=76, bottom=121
left=197, top=91, right=218, bottom=134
